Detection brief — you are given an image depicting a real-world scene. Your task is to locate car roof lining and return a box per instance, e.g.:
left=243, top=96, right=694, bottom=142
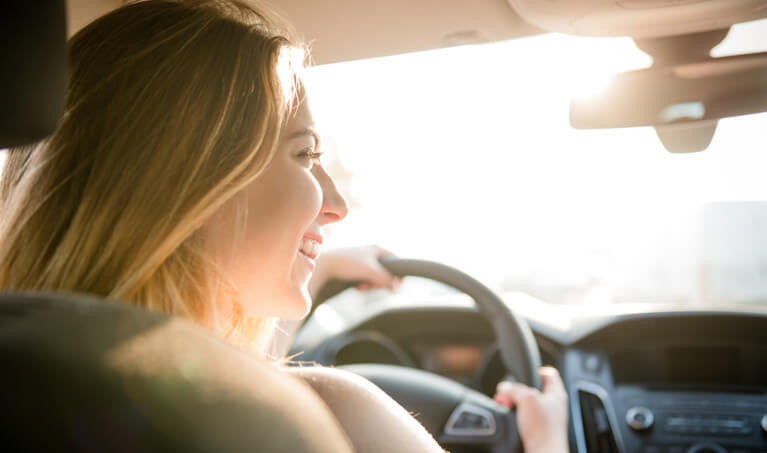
left=67, top=0, right=767, bottom=66
left=66, top=0, right=541, bottom=65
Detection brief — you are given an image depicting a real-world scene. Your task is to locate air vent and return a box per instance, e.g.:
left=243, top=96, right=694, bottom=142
left=579, top=390, right=619, bottom=453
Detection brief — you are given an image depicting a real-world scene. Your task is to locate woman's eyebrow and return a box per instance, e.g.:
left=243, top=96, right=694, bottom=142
left=287, top=127, right=321, bottom=147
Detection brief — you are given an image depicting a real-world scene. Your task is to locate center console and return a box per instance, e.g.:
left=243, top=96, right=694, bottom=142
left=615, top=387, right=767, bottom=453
left=564, top=340, right=767, bottom=453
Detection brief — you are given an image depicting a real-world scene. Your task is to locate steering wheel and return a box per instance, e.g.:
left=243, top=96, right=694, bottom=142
left=308, top=257, right=542, bottom=453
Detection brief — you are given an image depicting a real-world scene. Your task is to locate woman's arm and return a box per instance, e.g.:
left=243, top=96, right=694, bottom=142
left=308, top=245, right=400, bottom=300
left=285, top=366, right=446, bottom=453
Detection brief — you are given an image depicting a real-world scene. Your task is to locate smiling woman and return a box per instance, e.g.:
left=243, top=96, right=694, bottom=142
left=200, top=94, right=349, bottom=323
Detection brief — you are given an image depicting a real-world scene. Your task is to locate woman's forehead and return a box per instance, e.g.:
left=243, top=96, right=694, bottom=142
left=283, top=97, right=317, bottom=139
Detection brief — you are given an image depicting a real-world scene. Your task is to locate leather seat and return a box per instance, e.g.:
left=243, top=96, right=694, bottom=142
left=0, top=293, right=353, bottom=452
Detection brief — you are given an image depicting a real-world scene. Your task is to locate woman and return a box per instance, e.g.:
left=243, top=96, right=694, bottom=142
left=0, top=0, right=568, bottom=451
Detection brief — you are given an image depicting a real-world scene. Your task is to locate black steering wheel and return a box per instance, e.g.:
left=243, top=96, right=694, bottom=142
left=307, top=257, right=542, bottom=453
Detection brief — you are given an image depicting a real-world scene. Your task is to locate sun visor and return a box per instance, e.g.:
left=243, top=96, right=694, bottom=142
left=507, top=0, right=767, bottom=38
left=0, top=1, right=68, bottom=148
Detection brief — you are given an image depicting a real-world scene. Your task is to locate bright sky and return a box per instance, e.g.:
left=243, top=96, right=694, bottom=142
left=307, top=19, right=767, bottom=305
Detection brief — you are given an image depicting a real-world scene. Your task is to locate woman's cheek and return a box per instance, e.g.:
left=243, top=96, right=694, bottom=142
left=310, top=174, right=324, bottom=216
left=300, top=168, right=324, bottom=220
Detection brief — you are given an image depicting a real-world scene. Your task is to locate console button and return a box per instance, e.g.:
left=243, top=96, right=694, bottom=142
left=453, top=412, right=490, bottom=430
left=626, top=406, right=654, bottom=431
left=583, top=353, right=601, bottom=373
left=443, top=403, right=496, bottom=437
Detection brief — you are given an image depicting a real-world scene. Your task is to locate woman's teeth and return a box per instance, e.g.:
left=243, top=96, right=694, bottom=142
left=299, top=238, right=320, bottom=259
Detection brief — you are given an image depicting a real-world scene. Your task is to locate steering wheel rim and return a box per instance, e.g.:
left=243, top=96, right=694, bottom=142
left=378, top=256, right=542, bottom=389
left=304, top=257, right=543, bottom=452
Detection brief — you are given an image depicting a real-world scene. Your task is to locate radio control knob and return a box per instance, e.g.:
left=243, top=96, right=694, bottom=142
left=625, top=406, right=654, bottom=431
left=761, top=414, right=767, bottom=434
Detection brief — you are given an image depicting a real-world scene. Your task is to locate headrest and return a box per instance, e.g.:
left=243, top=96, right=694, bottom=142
left=0, top=1, right=68, bottom=148
left=0, top=292, right=353, bottom=452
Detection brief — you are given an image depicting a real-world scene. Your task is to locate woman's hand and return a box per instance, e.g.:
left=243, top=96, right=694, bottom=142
left=309, top=245, right=401, bottom=299
left=493, top=367, right=569, bottom=453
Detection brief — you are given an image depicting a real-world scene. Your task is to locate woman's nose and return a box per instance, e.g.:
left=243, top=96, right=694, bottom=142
left=316, top=166, right=349, bottom=225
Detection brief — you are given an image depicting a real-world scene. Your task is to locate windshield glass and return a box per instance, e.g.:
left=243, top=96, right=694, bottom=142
left=308, top=19, right=767, bottom=307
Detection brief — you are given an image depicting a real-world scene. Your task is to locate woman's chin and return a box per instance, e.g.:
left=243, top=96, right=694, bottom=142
left=239, top=285, right=311, bottom=320
left=278, top=287, right=313, bottom=320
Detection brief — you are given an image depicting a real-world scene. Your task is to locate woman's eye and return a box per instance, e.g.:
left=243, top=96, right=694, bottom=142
left=297, top=148, right=323, bottom=168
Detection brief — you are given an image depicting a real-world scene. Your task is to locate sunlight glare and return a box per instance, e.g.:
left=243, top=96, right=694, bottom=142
left=307, top=29, right=767, bottom=306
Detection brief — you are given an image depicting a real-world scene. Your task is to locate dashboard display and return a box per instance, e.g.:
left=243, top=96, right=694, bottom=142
left=420, top=344, right=483, bottom=378
left=667, top=346, right=741, bottom=385
left=611, top=345, right=754, bottom=386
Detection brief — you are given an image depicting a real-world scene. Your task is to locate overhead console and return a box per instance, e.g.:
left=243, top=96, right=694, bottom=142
left=506, top=0, right=767, bottom=38
left=509, top=0, right=767, bottom=155
left=562, top=313, right=767, bottom=453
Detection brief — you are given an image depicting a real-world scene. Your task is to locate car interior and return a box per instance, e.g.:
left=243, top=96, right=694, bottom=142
left=3, top=0, right=767, bottom=452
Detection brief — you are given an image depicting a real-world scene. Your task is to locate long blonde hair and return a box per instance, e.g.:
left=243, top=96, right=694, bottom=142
left=0, top=0, right=306, bottom=352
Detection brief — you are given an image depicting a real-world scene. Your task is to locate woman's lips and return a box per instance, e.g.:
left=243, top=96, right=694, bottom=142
left=297, top=248, right=316, bottom=272
left=302, top=232, right=323, bottom=245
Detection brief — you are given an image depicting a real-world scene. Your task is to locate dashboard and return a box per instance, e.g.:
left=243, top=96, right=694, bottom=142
left=566, top=314, right=767, bottom=453
left=291, top=298, right=767, bottom=453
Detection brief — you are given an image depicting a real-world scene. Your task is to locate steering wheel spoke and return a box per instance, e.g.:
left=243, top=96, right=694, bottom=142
left=440, top=397, right=523, bottom=453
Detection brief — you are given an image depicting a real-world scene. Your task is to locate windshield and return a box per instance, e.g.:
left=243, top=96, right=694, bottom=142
left=308, top=19, right=767, bottom=307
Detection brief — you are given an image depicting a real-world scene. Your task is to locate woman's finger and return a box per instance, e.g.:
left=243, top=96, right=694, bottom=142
left=366, top=259, right=399, bottom=289
left=495, top=380, right=537, bottom=408
left=365, top=245, right=400, bottom=289
left=539, top=366, right=566, bottom=396
left=375, top=245, right=395, bottom=258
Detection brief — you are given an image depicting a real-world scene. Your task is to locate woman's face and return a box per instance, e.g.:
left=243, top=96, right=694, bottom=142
left=203, top=94, right=348, bottom=320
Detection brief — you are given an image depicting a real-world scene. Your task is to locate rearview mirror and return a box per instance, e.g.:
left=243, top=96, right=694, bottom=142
left=570, top=52, right=767, bottom=152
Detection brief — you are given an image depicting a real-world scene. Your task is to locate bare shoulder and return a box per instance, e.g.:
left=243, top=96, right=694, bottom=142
left=286, top=365, right=398, bottom=409
left=285, top=366, right=446, bottom=453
